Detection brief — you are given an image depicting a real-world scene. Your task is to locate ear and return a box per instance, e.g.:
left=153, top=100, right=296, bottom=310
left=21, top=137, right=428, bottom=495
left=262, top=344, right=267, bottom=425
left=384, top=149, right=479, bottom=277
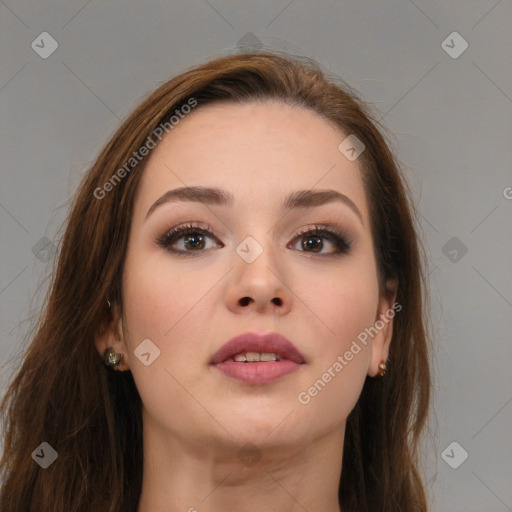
left=368, top=278, right=399, bottom=377
left=94, top=302, right=131, bottom=371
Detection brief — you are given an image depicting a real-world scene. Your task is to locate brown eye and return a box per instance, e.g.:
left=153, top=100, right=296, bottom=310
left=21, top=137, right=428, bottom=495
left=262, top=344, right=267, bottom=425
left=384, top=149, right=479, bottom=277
left=291, top=226, right=352, bottom=255
left=156, top=224, right=221, bottom=256
left=156, top=223, right=351, bottom=257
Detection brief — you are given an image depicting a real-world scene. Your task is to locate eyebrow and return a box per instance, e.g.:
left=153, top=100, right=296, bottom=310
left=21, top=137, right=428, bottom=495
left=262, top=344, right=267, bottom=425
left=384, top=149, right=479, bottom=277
left=145, top=186, right=364, bottom=224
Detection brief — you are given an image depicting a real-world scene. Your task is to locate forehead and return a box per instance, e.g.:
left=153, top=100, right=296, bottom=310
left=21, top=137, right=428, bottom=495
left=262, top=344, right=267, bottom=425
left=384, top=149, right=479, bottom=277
left=134, top=101, right=369, bottom=223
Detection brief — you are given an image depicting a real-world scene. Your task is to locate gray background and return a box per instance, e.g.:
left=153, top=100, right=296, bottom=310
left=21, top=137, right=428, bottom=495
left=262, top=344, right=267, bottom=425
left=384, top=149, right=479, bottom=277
left=1, top=1, right=511, bottom=510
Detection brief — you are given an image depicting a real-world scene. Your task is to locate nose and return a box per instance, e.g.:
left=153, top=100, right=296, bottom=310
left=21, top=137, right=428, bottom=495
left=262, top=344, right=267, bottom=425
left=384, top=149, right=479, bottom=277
left=225, top=239, right=293, bottom=316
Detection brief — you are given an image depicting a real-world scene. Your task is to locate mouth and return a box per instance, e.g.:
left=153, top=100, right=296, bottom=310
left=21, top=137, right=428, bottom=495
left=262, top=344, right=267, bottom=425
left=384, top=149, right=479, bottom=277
left=210, top=332, right=306, bottom=385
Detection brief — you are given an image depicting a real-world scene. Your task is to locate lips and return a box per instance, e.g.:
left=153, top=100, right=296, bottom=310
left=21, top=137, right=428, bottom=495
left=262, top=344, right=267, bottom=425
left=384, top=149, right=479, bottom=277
left=210, top=332, right=306, bottom=385
left=210, top=332, right=306, bottom=365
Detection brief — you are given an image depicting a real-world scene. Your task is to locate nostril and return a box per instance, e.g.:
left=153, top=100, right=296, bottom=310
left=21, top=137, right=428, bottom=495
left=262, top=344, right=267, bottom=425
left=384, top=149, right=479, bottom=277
left=238, top=297, right=282, bottom=307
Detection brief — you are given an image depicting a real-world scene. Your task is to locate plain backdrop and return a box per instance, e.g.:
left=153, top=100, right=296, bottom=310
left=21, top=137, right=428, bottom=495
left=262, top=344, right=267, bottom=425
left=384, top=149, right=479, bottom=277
left=1, top=1, right=511, bottom=510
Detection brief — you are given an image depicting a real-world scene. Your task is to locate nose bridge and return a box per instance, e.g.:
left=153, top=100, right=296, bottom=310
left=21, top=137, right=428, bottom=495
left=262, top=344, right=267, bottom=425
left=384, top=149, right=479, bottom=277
left=228, top=227, right=291, bottom=313
left=236, top=230, right=280, bottom=284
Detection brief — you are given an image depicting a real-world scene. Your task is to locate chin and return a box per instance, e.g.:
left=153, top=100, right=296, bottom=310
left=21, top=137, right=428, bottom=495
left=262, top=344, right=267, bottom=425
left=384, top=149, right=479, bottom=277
left=223, top=412, right=309, bottom=444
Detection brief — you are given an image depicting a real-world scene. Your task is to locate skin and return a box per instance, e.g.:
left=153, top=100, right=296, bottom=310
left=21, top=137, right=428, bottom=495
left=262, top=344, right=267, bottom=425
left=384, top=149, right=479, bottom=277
left=95, top=101, right=397, bottom=512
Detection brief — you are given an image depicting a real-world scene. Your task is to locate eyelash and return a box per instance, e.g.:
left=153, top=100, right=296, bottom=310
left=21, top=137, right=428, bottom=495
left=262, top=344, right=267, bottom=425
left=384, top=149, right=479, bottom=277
left=156, top=223, right=352, bottom=257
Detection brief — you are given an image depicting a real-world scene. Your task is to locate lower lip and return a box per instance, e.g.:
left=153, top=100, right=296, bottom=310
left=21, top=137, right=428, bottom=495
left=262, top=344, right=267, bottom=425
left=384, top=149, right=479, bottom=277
left=212, top=360, right=302, bottom=385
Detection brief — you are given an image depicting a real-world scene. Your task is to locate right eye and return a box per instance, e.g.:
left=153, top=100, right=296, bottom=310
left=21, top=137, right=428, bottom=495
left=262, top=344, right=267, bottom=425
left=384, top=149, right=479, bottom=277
left=156, top=223, right=223, bottom=256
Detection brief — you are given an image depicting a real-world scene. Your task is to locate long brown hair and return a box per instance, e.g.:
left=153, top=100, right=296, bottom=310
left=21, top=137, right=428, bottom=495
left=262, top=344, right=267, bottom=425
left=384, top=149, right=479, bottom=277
left=0, top=50, right=431, bottom=511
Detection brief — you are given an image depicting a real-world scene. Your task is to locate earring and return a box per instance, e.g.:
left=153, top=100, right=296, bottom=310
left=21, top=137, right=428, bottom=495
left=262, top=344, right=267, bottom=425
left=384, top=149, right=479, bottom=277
left=107, top=299, right=111, bottom=309
left=378, top=360, right=387, bottom=377
left=104, top=347, right=122, bottom=368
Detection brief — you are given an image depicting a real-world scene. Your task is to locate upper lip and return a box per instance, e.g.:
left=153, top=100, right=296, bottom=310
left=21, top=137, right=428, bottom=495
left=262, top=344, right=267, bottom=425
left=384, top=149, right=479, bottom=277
left=210, top=332, right=306, bottom=364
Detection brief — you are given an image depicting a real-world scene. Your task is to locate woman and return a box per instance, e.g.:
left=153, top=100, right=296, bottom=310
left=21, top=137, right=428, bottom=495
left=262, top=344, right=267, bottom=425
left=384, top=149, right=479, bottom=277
left=0, top=50, right=431, bottom=511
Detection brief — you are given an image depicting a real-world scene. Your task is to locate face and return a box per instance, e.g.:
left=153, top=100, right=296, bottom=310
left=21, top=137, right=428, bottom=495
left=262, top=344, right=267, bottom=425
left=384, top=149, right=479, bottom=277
left=98, top=101, right=396, bottom=456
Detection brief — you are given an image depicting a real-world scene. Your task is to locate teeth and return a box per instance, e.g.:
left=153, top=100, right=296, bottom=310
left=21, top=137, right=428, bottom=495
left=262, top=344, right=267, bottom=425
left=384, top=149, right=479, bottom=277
left=232, top=352, right=279, bottom=362
left=246, top=352, right=261, bottom=362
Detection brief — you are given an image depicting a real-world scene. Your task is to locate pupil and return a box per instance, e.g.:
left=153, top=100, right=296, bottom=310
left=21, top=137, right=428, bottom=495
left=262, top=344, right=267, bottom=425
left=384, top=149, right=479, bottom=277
left=304, top=236, right=322, bottom=252
left=185, top=234, right=204, bottom=250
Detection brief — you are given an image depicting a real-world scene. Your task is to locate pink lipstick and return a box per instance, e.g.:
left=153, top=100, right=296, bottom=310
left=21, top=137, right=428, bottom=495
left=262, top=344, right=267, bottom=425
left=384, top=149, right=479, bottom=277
left=210, top=332, right=305, bottom=385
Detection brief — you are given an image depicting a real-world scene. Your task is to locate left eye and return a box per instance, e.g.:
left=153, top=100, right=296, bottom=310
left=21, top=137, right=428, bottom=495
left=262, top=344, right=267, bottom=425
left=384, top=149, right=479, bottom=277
left=289, top=226, right=351, bottom=255
left=156, top=224, right=352, bottom=256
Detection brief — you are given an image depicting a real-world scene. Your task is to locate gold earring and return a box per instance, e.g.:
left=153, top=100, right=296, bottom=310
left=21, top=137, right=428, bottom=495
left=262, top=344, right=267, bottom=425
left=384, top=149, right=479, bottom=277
left=104, top=347, right=122, bottom=368
left=378, top=361, right=387, bottom=377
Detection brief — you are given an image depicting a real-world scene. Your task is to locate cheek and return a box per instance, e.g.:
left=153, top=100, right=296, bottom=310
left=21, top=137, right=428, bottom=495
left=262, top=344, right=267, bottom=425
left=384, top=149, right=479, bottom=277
left=120, top=257, right=207, bottom=430
left=295, top=265, right=377, bottom=419
left=304, top=260, right=379, bottom=346
left=120, top=251, right=216, bottom=396
left=121, top=251, right=211, bottom=343
left=314, top=294, right=374, bottom=394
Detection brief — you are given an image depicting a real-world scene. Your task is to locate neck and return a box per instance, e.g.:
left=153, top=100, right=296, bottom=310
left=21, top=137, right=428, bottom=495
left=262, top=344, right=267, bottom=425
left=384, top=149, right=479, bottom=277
left=136, top=414, right=344, bottom=512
